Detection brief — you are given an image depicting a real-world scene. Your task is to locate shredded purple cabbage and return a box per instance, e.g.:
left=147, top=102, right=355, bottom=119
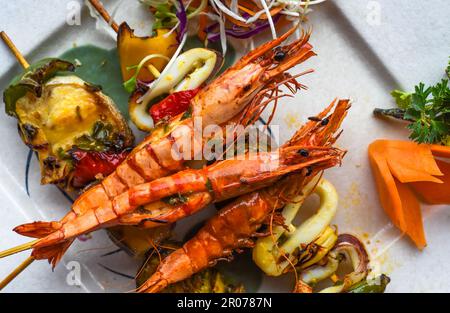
left=204, top=22, right=219, bottom=34
left=206, top=14, right=281, bottom=42
left=175, top=0, right=187, bottom=42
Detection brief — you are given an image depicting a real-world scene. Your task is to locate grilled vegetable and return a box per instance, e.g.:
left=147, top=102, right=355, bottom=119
left=70, top=148, right=130, bottom=188
left=107, top=225, right=173, bottom=258
left=4, top=58, right=75, bottom=116
left=348, top=275, right=391, bottom=293
left=149, top=87, right=201, bottom=123
left=136, top=244, right=244, bottom=293
left=117, top=23, right=178, bottom=86
left=295, top=234, right=389, bottom=293
left=3, top=59, right=134, bottom=189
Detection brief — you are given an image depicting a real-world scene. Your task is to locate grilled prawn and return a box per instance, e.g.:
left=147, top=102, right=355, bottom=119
left=136, top=99, right=350, bottom=293
left=67, top=26, right=314, bottom=224
left=14, top=100, right=347, bottom=273
left=16, top=128, right=343, bottom=266
left=1, top=27, right=316, bottom=267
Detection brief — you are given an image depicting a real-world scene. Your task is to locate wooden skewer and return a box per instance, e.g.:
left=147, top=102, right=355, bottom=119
left=0, top=32, right=38, bottom=290
left=0, top=256, right=35, bottom=291
left=88, top=0, right=119, bottom=33
left=0, top=31, right=30, bottom=69
left=88, top=0, right=162, bottom=78
left=0, top=31, right=36, bottom=259
left=0, top=239, right=37, bottom=290
left=0, top=240, right=38, bottom=259
left=0, top=31, right=36, bottom=258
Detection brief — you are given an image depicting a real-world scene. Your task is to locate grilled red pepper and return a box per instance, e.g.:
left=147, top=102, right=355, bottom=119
left=149, top=87, right=201, bottom=123
left=71, top=149, right=130, bottom=188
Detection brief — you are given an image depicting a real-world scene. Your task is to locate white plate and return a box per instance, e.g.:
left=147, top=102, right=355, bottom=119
left=0, top=0, right=449, bottom=292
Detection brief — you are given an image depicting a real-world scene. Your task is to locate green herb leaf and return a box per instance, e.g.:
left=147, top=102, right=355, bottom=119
left=123, top=77, right=138, bottom=93
left=74, top=121, right=125, bottom=152
left=401, top=78, right=450, bottom=144
left=162, top=193, right=188, bottom=206
left=205, top=178, right=214, bottom=194
left=123, top=53, right=169, bottom=93
left=380, top=58, right=450, bottom=145
left=180, top=106, right=192, bottom=120
left=151, top=3, right=177, bottom=30
left=446, top=58, right=450, bottom=79
left=391, top=90, right=412, bottom=109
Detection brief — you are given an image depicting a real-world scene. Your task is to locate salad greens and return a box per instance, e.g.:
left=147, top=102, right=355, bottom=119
left=141, top=0, right=326, bottom=56
left=141, top=0, right=207, bottom=30
left=123, top=53, right=170, bottom=93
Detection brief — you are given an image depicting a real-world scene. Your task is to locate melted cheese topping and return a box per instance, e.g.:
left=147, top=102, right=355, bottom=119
left=15, top=76, right=108, bottom=153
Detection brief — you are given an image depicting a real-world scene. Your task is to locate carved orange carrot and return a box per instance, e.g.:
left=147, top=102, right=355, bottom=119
left=368, top=140, right=450, bottom=249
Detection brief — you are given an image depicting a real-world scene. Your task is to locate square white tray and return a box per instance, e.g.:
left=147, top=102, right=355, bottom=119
left=0, top=0, right=449, bottom=292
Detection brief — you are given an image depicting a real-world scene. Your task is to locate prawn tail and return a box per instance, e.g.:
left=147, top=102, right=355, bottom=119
left=14, top=221, right=73, bottom=267
left=31, top=239, right=74, bottom=269
left=13, top=221, right=62, bottom=239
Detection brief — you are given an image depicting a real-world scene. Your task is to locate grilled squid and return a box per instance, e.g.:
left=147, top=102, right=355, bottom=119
left=129, top=48, right=222, bottom=131
left=253, top=177, right=339, bottom=276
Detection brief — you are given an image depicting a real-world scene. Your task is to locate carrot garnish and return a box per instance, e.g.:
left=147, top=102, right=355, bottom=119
left=368, top=141, right=406, bottom=231
left=368, top=140, right=450, bottom=249
left=394, top=179, right=426, bottom=250
left=410, top=160, right=450, bottom=205
left=430, top=144, right=450, bottom=159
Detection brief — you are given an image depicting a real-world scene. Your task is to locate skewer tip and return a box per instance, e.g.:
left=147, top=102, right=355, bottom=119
left=0, top=256, right=35, bottom=291
left=0, top=31, right=30, bottom=69
left=88, top=0, right=119, bottom=33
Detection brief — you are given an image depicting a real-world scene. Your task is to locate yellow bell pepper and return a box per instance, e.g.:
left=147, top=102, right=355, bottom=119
left=117, top=23, right=178, bottom=83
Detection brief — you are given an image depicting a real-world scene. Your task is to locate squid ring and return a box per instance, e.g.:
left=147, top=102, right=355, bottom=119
left=253, top=177, right=339, bottom=276
left=130, top=48, right=221, bottom=131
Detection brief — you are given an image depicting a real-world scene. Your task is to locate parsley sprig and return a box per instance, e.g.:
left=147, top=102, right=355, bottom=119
left=400, top=80, right=450, bottom=144
left=374, top=59, right=450, bottom=145
left=447, top=58, right=450, bottom=79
